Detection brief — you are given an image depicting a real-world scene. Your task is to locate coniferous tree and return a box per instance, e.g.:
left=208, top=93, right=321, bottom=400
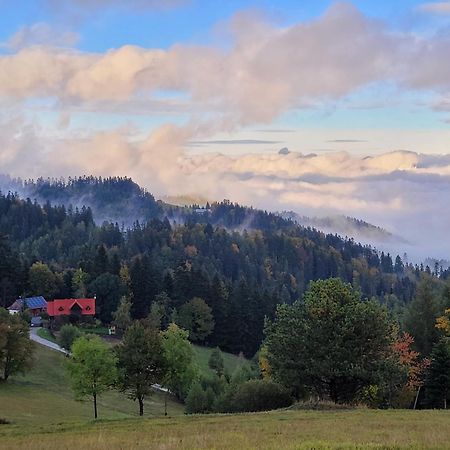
left=404, top=274, right=441, bottom=356
left=88, top=273, right=123, bottom=323
left=426, top=338, right=450, bottom=409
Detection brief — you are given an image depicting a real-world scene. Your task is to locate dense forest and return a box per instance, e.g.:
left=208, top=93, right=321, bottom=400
left=0, top=176, right=447, bottom=357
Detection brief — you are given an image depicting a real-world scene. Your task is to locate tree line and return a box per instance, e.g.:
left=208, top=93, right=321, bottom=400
left=4, top=275, right=450, bottom=415
left=0, top=180, right=439, bottom=357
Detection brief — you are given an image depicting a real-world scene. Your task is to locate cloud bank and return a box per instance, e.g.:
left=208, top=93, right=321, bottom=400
left=2, top=3, right=450, bottom=122
left=1, top=115, right=449, bottom=260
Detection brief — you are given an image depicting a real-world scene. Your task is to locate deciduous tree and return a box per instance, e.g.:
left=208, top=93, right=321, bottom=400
left=67, top=336, right=117, bottom=419
left=116, top=322, right=166, bottom=416
left=29, top=262, right=58, bottom=299
left=176, top=297, right=214, bottom=343
left=58, top=324, right=81, bottom=352
left=162, top=323, right=197, bottom=402
left=0, top=309, right=34, bottom=381
left=112, top=296, right=132, bottom=333
left=265, top=278, right=395, bottom=403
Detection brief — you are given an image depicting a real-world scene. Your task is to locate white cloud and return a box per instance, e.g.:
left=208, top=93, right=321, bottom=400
left=1, top=3, right=450, bottom=121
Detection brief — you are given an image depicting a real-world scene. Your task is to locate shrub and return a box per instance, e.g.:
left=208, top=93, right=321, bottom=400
left=291, top=399, right=358, bottom=411
left=200, top=374, right=227, bottom=396
left=213, top=386, right=236, bottom=413
left=185, top=382, right=208, bottom=414
left=58, top=324, right=82, bottom=351
left=217, top=380, right=293, bottom=413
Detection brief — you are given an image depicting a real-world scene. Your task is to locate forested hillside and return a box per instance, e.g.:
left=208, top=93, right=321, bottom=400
left=0, top=175, right=162, bottom=226
left=0, top=176, right=445, bottom=356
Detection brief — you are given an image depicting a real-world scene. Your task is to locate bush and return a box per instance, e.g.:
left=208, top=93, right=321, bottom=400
left=200, top=374, right=227, bottom=396
left=290, top=399, right=358, bottom=411
left=217, top=380, right=293, bottom=413
left=58, top=324, right=82, bottom=351
left=185, top=382, right=208, bottom=414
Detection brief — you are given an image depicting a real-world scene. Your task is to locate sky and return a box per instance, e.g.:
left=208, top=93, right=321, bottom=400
left=1, top=0, right=450, bottom=260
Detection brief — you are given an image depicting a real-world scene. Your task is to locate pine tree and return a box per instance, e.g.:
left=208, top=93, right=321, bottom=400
left=404, top=274, right=441, bottom=356
left=426, top=338, right=450, bottom=409
left=93, top=245, right=109, bottom=278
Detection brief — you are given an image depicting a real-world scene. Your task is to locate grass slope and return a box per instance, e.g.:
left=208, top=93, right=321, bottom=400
left=2, top=409, right=450, bottom=449
left=193, top=345, right=251, bottom=378
left=36, top=328, right=57, bottom=343
left=0, top=344, right=183, bottom=426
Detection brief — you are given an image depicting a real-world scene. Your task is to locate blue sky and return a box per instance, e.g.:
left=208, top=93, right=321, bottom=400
left=1, top=0, right=446, bottom=51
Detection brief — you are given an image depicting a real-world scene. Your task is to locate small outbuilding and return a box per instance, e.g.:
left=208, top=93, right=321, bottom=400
left=8, top=296, right=47, bottom=316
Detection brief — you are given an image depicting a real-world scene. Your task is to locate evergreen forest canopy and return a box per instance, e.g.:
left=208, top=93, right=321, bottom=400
left=0, top=175, right=449, bottom=357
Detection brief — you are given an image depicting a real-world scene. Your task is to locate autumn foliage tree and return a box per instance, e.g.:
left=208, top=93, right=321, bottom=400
left=393, top=332, right=429, bottom=393
left=372, top=332, right=430, bottom=408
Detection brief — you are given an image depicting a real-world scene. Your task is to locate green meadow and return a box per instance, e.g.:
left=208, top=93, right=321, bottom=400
left=2, top=342, right=450, bottom=450
left=2, top=408, right=450, bottom=449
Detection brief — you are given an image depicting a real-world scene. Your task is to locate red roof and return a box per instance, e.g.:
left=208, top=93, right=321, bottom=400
left=47, top=298, right=95, bottom=317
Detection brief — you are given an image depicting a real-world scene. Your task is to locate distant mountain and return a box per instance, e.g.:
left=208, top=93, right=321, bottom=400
left=280, top=211, right=408, bottom=246
left=0, top=173, right=408, bottom=247
left=0, top=174, right=162, bottom=226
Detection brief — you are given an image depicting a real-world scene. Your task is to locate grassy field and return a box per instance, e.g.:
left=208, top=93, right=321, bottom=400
left=79, top=326, right=110, bottom=335
left=2, top=409, right=450, bottom=449
left=4, top=340, right=450, bottom=449
left=0, top=338, right=247, bottom=428
left=0, top=344, right=184, bottom=426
